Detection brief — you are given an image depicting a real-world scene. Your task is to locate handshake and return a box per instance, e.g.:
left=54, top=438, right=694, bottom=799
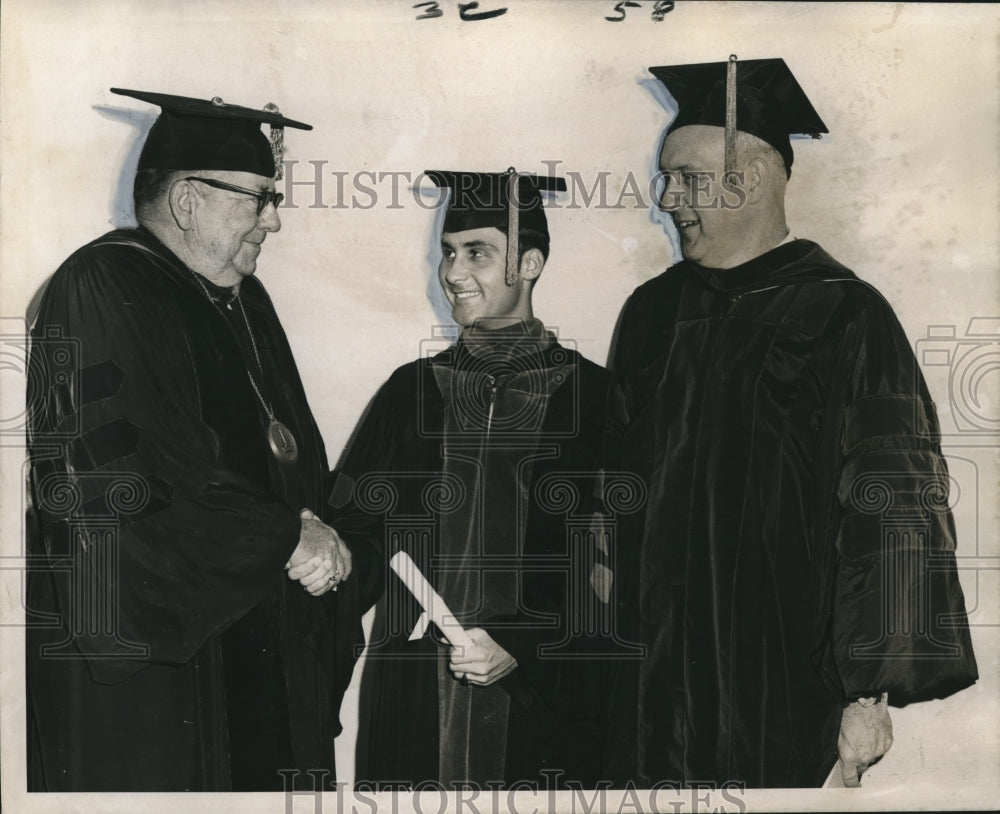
left=284, top=508, right=353, bottom=597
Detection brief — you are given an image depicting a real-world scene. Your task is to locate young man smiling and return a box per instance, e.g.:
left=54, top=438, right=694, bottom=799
left=438, top=225, right=540, bottom=326
left=332, top=169, right=627, bottom=789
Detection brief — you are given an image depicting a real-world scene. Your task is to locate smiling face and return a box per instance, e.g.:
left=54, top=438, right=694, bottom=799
left=658, top=124, right=751, bottom=269
left=182, top=170, right=281, bottom=286
left=438, top=227, right=535, bottom=327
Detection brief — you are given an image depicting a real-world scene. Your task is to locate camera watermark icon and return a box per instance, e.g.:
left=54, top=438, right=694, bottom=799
left=917, top=317, right=1000, bottom=439
left=417, top=323, right=579, bottom=439
left=916, top=319, right=1000, bottom=630
left=1, top=320, right=81, bottom=441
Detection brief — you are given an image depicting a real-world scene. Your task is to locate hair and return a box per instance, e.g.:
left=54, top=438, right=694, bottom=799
left=133, top=168, right=178, bottom=220
left=519, top=225, right=551, bottom=262
left=497, top=224, right=550, bottom=263
left=735, top=130, right=789, bottom=181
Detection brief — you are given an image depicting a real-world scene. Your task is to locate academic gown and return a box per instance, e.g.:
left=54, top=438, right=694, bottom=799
left=26, top=227, right=363, bottom=791
left=333, top=321, right=628, bottom=789
left=607, top=239, right=978, bottom=788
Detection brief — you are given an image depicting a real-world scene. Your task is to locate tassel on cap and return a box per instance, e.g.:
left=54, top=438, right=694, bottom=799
left=725, top=55, right=737, bottom=176
left=263, top=102, right=285, bottom=180
left=505, top=167, right=520, bottom=287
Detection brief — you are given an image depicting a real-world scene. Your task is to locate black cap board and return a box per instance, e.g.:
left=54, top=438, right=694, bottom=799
left=111, top=87, right=312, bottom=178
left=425, top=170, right=566, bottom=234
left=425, top=169, right=567, bottom=285
left=648, top=58, right=827, bottom=176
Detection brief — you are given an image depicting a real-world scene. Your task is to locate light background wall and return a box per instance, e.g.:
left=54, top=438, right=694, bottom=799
left=1, top=2, right=997, bottom=812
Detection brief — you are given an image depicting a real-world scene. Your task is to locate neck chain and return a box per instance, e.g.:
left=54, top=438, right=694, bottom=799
left=190, top=273, right=300, bottom=464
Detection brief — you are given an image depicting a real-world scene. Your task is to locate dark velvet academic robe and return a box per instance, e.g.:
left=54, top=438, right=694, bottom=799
left=607, top=239, right=978, bottom=788
left=26, top=227, right=362, bottom=791
left=333, top=322, right=629, bottom=789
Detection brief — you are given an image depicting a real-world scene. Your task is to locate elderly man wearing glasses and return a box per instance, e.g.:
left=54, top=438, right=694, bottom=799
left=25, top=88, right=361, bottom=792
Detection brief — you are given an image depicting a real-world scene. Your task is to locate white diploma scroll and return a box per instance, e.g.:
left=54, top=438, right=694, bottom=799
left=388, top=550, right=474, bottom=650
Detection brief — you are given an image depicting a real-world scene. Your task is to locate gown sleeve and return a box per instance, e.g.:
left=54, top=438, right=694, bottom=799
left=827, top=289, right=978, bottom=704
left=28, top=245, right=302, bottom=683
left=325, top=374, right=411, bottom=615
left=608, top=293, right=637, bottom=416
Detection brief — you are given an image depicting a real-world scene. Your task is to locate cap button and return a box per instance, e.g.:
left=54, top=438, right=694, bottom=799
left=210, top=96, right=225, bottom=107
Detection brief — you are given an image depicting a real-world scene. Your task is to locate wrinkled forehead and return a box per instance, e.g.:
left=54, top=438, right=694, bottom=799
left=659, top=124, right=727, bottom=170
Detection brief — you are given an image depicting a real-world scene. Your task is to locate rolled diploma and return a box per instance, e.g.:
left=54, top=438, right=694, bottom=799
left=389, top=550, right=475, bottom=650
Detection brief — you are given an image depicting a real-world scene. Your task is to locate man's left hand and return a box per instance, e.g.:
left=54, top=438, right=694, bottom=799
left=448, top=627, right=517, bottom=687
left=838, top=693, right=893, bottom=787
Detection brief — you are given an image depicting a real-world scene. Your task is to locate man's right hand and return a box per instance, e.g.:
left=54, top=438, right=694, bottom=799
left=837, top=694, right=893, bottom=787
left=285, top=509, right=353, bottom=596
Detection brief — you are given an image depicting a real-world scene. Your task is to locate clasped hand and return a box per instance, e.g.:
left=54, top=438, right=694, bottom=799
left=284, top=508, right=352, bottom=597
left=448, top=627, right=517, bottom=687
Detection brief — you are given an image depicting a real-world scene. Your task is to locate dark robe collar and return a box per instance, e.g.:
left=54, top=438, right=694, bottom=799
left=446, top=317, right=559, bottom=376
left=97, top=226, right=242, bottom=306
left=680, top=238, right=855, bottom=294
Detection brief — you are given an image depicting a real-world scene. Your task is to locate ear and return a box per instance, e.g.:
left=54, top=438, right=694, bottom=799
left=168, top=178, right=197, bottom=230
left=743, top=156, right=770, bottom=205
left=518, top=247, right=545, bottom=282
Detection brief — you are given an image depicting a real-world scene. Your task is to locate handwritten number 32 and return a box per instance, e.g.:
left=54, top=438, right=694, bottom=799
left=413, top=2, right=508, bottom=20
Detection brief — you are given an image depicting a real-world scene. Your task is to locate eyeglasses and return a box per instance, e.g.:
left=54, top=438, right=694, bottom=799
left=184, top=176, right=283, bottom=215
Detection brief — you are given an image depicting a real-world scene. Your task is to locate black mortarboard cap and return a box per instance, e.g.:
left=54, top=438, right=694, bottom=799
left=111, top=87, right=312, bottom=178
left=425, top=169, right=567, bottom=284
left=649, top=57, right=827, bottom=176
left=425, top=170, right=566, bottom=235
